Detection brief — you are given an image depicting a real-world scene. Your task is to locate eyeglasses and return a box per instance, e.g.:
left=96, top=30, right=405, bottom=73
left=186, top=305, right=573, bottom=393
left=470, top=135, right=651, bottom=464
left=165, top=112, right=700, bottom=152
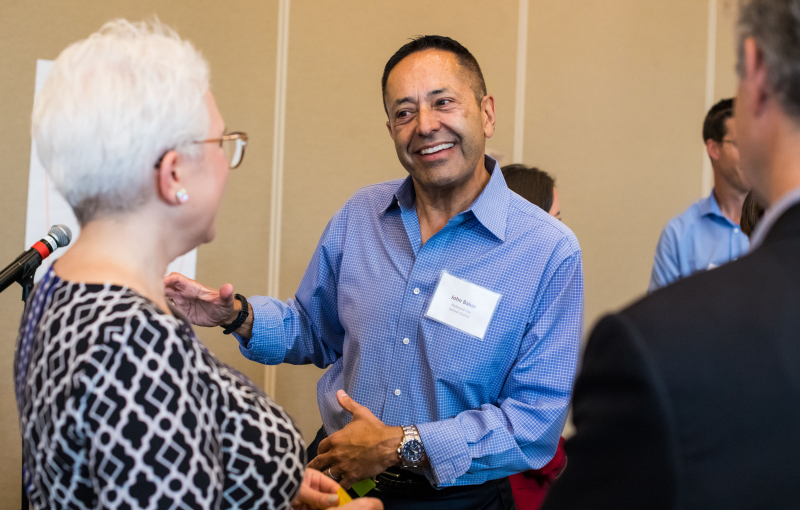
left=196, top=131, right=248, bottom=169
left=154, top=131, right=249, bottom=170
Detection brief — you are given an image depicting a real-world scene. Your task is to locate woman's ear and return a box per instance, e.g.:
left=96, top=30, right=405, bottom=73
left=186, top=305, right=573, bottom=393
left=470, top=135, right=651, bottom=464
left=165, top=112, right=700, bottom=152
left=155, top=150, right=185, bottom=206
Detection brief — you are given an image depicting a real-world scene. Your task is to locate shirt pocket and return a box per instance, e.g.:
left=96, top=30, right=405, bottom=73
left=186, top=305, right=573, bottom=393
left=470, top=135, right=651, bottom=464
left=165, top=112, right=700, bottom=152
left=421, top=316, right=514, bottom=391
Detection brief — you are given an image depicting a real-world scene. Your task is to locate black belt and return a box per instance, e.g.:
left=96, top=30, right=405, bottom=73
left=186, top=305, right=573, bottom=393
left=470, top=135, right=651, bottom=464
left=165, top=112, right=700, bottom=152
left=373, top=466, right=439, bottom=497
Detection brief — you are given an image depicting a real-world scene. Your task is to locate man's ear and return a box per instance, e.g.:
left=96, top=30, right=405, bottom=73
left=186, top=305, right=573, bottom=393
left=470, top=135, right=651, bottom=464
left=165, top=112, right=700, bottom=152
left=706, top=139, right=721, bottom=162
left=744, top=37, right=770, bottom=117
left=482, top=95, right=496, bottom=139
left=386, top=119, right=394, bottom=138
left=155, top=150, right=184, bottom=206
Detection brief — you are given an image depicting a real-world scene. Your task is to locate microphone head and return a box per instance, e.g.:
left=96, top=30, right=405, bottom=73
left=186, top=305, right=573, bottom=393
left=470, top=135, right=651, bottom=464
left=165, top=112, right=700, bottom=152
left=48, top=224, right=72, bottom=248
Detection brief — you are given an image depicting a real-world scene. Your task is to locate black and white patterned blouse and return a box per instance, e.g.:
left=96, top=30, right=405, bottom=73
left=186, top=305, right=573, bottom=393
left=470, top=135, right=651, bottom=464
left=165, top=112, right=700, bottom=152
left=14, top=268, right=305, bottom=509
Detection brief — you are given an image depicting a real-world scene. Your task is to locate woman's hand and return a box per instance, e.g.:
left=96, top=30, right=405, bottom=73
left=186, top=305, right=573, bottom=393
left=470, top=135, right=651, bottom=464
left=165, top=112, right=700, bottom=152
left=293, top=469, right=383, bottom=510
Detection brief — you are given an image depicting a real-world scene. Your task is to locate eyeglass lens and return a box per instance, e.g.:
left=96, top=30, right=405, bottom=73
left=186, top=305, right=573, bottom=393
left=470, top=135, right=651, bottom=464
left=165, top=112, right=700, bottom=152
left=223, top=137, right=246, bottom=169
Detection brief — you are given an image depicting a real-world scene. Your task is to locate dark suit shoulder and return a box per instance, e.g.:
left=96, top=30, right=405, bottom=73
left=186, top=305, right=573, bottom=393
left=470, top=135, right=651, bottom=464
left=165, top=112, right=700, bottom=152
left=543, top=312, right=678, bottom=510
left=610, top=239, right=800, bottom=508
left=624, top=240, right=800, bottom=386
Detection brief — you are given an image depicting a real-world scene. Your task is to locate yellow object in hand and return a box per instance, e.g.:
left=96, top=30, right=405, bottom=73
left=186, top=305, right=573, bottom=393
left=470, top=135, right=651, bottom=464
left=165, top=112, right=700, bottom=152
left=337, top=487, right=353, bottom=506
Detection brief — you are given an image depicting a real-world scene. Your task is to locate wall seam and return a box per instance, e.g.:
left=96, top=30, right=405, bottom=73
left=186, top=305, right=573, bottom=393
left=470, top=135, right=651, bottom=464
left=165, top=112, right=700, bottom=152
left=702, top=0, right=718, bottom=196
left=513, top=0, right=529, bottom=164
left=266, top=0, right=290, bottom=397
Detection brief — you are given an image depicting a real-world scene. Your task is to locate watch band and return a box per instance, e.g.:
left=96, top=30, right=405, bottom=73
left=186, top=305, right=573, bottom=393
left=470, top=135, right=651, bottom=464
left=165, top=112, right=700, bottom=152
left=222, top=293, right=249, bottom=335
left=402, top=425, right=420, bottom=440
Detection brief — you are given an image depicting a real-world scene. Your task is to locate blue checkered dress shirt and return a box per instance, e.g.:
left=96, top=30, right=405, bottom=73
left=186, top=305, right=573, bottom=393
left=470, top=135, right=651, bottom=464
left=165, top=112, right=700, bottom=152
left=236, top=157, right=583, bottom=487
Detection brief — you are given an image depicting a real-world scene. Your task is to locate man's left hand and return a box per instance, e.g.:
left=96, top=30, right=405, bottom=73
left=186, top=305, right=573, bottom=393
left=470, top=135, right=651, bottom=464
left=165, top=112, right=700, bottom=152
left=308, top=390, right=403, bottom=489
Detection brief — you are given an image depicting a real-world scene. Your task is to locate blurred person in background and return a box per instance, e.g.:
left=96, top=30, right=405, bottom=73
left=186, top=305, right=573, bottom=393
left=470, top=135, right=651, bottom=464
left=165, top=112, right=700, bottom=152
left=14, top=19, right=379, bottom=510
left=542, top=0, right=800, bottom=507
left=740, top=190, right=765, bottom=238
left=501, top=164, right=560, bottom=219
left=501, top=163, right=566, bottom=510
left=501, top=164, right=561, bottom=220
left=649, top=98, right=750, bottom=292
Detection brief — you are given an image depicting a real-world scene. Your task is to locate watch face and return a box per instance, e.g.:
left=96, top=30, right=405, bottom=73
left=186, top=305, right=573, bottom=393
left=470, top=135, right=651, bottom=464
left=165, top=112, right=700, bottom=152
left=401, top=439, right=424, bottom=463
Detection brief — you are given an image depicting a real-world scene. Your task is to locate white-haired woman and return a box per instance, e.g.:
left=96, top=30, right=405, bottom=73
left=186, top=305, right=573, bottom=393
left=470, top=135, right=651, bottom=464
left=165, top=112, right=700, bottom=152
left=14, top=19, right=380, bottom=510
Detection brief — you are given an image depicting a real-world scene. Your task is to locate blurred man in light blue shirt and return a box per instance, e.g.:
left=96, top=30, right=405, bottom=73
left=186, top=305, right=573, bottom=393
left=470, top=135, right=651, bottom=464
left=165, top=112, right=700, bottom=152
left=649, top=99, right=750, bottom=292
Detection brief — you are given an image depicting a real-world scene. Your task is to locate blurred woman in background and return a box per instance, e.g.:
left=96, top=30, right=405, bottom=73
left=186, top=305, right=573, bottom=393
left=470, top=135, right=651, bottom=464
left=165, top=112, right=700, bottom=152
left=740, top=190, right=765, bottom=238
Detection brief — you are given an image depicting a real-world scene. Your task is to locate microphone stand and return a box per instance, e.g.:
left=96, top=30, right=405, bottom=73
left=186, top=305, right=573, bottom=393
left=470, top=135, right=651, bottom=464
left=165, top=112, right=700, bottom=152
left=1, top=256, right=43, bottom=510
left=0, top=250, right=44, bottom=301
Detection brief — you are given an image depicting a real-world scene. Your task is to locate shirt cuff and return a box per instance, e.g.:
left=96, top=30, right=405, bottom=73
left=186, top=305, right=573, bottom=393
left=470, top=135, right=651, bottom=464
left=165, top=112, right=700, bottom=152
left=416, top=418, right=471, bottom=487
left=234, top=295, right=288, bottom=365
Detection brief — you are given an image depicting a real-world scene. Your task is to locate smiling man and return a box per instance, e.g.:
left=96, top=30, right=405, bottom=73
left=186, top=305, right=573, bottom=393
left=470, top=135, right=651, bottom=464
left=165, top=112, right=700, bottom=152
left=166, top=35, right=583, bottom=510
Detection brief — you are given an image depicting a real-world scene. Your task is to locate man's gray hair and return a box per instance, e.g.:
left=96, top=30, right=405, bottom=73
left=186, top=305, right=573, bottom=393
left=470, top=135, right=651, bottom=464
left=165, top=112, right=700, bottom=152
left=737, top=0, right=800, bottom=119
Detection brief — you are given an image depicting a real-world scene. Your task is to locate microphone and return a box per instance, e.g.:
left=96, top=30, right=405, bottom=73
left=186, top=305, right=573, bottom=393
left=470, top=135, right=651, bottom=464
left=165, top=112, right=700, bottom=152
left=0, top=225, right=72, bottom=299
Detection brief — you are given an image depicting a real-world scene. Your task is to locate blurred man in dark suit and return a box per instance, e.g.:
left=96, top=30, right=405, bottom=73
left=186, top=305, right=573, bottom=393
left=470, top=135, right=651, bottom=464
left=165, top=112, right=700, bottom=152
left=542, top=0, right=800, bottom=508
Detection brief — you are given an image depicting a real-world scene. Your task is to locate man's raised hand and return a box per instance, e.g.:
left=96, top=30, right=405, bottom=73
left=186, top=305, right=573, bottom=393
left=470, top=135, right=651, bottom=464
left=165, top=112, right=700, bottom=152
left=164, top=272, right=237, bottom=326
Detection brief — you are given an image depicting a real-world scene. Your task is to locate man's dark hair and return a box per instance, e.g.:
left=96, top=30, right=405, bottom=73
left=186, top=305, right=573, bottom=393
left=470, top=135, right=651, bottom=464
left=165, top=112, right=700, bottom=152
left=501, top=164, right=556, bottom=213
left=381, top=35, right=487, bottom=113
left=702, top=98, right=735, bottom=143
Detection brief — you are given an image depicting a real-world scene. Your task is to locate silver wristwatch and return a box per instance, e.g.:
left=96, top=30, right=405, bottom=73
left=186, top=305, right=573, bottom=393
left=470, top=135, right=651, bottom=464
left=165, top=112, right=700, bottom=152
left=397, top=425, right=426, bottom=467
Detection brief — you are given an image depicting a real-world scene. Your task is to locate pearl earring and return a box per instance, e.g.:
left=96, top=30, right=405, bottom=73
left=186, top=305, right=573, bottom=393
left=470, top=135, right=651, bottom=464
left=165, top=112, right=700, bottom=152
left=176, top=189, right=189, bottom=203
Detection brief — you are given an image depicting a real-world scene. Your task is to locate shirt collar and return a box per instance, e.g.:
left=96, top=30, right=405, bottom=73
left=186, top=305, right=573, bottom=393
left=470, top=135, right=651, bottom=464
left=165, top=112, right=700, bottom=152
left=384, top=155, right=509, bottom=241
left=749, top=184, right=800, bottom=250
left=470, top=156, right=509, bottom=241
left=698, top=189, right=724, bottom=219
left=698, top=189, right=740, bottom=228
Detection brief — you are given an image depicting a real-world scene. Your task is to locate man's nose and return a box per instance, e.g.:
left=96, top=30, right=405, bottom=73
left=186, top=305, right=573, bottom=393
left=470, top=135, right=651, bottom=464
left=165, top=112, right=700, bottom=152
left=416, top=106, right=440, bottom=136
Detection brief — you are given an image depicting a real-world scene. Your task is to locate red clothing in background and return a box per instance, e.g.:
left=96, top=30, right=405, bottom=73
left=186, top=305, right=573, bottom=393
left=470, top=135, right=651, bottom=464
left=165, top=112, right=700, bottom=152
left=510, top=437, right=567, bottom=510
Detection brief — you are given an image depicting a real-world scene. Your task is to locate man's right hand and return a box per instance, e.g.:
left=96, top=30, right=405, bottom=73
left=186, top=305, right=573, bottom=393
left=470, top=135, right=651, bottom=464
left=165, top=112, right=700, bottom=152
left=164, top=272, right=238, bottom=327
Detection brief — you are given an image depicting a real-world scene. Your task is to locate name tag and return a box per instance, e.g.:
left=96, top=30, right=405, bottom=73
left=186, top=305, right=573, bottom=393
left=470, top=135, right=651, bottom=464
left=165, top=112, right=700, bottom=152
left=425, top=271, right=501, bottom=340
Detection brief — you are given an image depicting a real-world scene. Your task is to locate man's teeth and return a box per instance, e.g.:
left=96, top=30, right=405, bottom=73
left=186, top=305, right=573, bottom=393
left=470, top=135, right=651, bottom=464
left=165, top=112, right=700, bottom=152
left=420, top=143, right=454, bottom=155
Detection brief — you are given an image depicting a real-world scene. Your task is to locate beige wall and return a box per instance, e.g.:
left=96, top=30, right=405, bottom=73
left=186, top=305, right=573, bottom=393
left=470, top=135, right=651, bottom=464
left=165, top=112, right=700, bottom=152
left=0, top=0, right=740, bottom=506
left=523, top=0, right=709, bottom=329
left=716, top=0, right=741, bottom=99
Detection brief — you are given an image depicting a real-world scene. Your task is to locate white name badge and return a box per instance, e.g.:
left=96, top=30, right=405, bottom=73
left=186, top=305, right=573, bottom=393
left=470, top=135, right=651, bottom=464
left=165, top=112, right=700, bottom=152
left=425, top=271, right=502, bottom=340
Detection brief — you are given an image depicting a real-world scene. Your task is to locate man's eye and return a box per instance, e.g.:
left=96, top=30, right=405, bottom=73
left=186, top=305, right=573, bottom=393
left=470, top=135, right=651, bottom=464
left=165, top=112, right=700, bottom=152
left=396, top=111, right=411, bottom=119
left=436, top=99, right=451, bottom=106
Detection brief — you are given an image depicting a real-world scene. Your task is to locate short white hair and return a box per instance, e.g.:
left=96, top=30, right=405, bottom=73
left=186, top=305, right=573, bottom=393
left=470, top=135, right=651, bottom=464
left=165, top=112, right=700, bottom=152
left=32, top=19, right=210, bottom=224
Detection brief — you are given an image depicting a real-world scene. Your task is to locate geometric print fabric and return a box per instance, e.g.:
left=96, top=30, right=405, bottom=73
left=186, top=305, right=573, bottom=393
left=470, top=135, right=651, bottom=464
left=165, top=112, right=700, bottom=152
left=15, top=270, right=305, bottom=509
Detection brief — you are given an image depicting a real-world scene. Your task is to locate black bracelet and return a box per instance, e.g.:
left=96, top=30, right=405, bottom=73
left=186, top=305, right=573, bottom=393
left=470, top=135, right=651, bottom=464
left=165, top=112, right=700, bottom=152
left=222, top=294, right=249, bottom=335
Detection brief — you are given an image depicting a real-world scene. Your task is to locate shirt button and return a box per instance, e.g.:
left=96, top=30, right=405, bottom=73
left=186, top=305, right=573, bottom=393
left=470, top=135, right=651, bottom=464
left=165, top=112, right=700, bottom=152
left=413, top=288, right=420, bottom=295
left=734, top=228, right=740, bottom=233
left=394, top=389, right=402, bottom=396
left=403, top=338, right=410, bottom=345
